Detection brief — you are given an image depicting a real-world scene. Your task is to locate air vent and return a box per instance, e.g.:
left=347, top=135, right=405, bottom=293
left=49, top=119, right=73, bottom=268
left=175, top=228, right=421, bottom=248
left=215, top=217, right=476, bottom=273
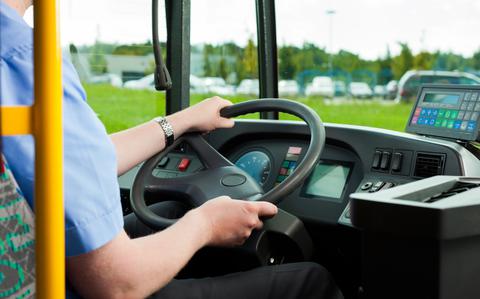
left=414, top=153, right=446, bottom=178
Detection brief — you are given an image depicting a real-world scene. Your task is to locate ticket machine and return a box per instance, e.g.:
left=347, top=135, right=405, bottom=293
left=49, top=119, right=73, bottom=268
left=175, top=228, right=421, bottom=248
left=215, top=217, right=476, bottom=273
left=350, top=84, right=480, bottom=299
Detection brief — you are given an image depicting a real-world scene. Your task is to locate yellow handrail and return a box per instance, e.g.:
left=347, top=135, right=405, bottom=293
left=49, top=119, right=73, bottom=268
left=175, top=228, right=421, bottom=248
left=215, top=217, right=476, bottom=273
left=33, top=0, right=65, bottom=298
left=0, top=106, right=32, bottom=135
left=1, top=0, right=65, bottom=297
left=1, top=1, right=65, bottom=297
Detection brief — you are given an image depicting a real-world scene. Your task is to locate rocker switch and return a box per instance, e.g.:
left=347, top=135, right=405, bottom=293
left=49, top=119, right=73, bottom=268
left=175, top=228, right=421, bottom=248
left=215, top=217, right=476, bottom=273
left=391, top=152, right=403, bottom=172
left=372, top=151, right=382, bottom=169
left=178, top=158, right=190, bottom=172
left=380, top=151, right=391, bottom=170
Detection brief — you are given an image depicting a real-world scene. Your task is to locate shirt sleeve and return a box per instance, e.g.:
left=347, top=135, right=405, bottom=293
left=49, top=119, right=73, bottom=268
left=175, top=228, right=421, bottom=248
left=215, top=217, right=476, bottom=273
left=1, top=45, right=124, bottom=257
left=62, top=58, right=124, bottom=257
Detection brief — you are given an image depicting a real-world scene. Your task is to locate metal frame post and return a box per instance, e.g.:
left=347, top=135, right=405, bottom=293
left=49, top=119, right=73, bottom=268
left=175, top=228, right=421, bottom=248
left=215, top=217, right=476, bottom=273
left=256, top=0, right=279, bottom=119
left=165, top=0, right=191, bottom=115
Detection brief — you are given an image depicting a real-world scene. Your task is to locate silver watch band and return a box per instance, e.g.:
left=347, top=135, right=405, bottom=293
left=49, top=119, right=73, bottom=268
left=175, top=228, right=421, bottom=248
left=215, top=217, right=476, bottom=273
left=153, top=116, right=175, bottom=147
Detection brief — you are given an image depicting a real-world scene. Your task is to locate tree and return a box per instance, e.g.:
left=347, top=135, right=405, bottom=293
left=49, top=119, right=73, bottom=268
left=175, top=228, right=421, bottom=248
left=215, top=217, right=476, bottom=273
left=89, top=40, right=108, bottom=74
left=278, top=46, right=298, bottom=79
left=377, top=46, right=393, bottom=84
left=242, top=37, right=258, bottom=79
left=471, top=49, right=480, bottom=70
left=432, top=52, right=468, bottom=71
left=294, top=43, right=328, bottom=73
left=413, top=51, right=435, bottom=70
left=218, top=57, right=228, bottom=80
left=333, top=50, right=361, bottom=73
left=203, top=44, right=214, bottom=77
left=392, top=43, right=414, bottom=79
left=112, top=41, right=156, bottom=56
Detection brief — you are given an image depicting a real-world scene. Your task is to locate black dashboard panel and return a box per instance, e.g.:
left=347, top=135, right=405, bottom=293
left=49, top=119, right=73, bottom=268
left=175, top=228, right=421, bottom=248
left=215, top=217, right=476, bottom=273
left=116, top=119, right=480, bottom=299
left=204, top=120, right=479, bottom=226
left=226, top=139, right=363, bottom=224
left=119, top=120, right=480, bottom=226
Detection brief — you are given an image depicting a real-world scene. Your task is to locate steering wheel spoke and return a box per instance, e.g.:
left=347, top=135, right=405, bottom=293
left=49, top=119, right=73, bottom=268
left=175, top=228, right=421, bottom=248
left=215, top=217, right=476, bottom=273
left=181, top=134, right=233, bottom=169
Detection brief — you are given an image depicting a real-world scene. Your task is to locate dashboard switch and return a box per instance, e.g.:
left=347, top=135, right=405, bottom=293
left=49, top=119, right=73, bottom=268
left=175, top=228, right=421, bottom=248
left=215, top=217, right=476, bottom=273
left=372, top=151, right=382, bottom=169
left=391, top=152, right=403, bottom=171
left=380, top=151, right=391, bottom=170
left=380, top=182, right=395, bottom=191
left=157, top=156, right=169, bottom=168
left=288, top=146, right=302, bottom=155
left=361, top=182, right=373, bottom=191
left=369, top=181, right=385, bottom=192
left=178, top=158, right=190, bottom=172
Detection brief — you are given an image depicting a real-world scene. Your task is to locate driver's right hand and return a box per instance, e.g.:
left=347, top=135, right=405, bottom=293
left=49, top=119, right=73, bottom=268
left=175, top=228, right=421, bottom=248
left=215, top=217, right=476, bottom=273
left=189, top=196, right=278, bottom=247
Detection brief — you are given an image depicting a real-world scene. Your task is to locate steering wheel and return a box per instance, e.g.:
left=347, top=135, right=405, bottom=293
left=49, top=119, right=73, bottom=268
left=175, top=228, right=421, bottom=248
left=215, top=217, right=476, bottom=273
left=131, top=99, right=325, bottom=230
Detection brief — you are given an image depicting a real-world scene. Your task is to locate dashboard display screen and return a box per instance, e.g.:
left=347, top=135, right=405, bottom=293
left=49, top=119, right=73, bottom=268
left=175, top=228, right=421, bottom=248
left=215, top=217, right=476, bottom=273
left=423, top=93, right=461, bottom=105
left=302, top=161, right=352, bottom=201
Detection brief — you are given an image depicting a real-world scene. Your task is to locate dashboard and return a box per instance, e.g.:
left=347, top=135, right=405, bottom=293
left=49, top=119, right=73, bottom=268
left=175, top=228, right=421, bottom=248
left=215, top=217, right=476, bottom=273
left=118, top=120, right=480, bottom=227
left=206, top=120, right=480, bottom=227
left=117, top=118, right=480, bottom=298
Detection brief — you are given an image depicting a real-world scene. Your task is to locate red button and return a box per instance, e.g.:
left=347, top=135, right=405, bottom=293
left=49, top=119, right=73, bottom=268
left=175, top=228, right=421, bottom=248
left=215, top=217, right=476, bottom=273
left=178, top=158, right=190, bottom=171
left=288, top=146, right=302, bottom=155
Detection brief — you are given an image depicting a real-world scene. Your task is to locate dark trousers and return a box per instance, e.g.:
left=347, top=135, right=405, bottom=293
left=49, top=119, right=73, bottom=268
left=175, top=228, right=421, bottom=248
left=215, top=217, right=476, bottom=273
left=124, top=202, right=344, bottom=299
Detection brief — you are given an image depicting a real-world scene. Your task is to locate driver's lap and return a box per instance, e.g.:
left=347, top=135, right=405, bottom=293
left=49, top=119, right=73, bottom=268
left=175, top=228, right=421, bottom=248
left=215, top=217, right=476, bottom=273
left=124, top=202, right=344, bottom=299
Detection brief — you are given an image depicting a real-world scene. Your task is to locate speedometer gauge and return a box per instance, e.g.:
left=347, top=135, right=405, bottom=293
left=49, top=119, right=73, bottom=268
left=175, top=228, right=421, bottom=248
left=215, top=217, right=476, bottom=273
left=235, top=151, right=271, bottom=186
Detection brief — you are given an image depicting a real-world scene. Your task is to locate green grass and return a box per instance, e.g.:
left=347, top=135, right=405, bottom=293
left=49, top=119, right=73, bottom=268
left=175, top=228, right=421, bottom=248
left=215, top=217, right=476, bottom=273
left=84, top=84, right=414, bottom=134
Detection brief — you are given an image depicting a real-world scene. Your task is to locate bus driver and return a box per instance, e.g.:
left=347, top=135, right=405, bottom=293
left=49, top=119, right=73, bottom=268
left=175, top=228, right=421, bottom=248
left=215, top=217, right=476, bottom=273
left=0, top=1, right=343, bottom=298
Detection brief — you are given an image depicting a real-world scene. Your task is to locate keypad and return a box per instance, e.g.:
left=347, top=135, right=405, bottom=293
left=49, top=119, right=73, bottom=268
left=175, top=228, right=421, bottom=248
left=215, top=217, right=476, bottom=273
left=411, top=91, right=479, bottom=132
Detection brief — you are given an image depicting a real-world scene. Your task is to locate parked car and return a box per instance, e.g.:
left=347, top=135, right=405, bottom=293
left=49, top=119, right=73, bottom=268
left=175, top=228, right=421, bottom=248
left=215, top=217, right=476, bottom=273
left=385, top=80, right=398, bottom=100
left=123, top=74, right=211, bottom=94
left=278, top=80, right=299, bottom=97
left=236, top=79, right=260, bottom=95
left=305, top=76, right=334, bottom=98
left=373, top=85, right=387, bottom=98
left=123, top=73, right=155, bottom=90
left=396, top=70, right=480, bottom=102
left=334, top=81, right=347, bottom=97
left=89, top=73, right=123, bottom=87
left=190, top=74, right=209, bottom=94
left=349, top=82, right=373, bottom=99
left=203, top=77, right=236, bottom=95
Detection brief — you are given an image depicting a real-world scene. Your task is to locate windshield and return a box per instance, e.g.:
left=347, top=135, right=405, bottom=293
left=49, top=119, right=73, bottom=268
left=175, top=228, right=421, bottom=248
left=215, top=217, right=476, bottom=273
left=276, top=0, right=480, bottom=131
left=55, top=0, right=167, bottom=133
left=51, top=0, right=480, bottom=133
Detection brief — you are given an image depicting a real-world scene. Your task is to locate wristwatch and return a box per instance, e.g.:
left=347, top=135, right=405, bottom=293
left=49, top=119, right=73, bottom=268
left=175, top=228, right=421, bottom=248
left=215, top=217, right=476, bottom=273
left=153, top=116, right=175, bottom=147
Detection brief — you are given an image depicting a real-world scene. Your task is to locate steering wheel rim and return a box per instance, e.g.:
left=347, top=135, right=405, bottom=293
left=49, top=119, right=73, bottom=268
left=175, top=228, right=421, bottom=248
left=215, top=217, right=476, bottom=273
left=130, top=98, right=325, bottom=229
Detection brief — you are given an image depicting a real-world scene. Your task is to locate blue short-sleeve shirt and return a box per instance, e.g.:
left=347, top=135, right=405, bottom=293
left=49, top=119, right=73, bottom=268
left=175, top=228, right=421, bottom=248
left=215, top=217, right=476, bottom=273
left=0, top=0, right=123, bottom=262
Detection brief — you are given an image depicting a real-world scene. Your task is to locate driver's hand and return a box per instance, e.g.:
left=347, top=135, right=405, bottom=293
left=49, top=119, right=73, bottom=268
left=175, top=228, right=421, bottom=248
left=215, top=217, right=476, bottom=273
left=176, top=96, right=234, bottom=133
left=190, top=196, right=278, bottom=247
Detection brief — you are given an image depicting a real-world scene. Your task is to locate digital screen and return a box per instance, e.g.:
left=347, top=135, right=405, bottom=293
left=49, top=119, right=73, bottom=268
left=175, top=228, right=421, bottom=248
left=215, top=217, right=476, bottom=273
left=303, top=161, right=352, bottom=201
left=423, top=93, right=461, bottom=105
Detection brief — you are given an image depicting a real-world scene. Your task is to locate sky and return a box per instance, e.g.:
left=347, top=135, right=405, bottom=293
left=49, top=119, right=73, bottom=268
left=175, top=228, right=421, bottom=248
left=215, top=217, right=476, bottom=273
left=24, top=0, right=480, bottom=60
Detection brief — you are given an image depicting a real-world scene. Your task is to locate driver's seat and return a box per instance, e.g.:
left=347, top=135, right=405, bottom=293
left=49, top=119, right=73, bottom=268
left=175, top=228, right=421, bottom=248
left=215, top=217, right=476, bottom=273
left=0, top=156, right=35, bottom=298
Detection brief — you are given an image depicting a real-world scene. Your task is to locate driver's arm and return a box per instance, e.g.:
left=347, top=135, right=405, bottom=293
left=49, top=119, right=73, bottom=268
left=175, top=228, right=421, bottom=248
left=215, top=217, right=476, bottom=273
left=110, top=97, right=234, bottom=176
left=66, top=197, right=277, bottom=299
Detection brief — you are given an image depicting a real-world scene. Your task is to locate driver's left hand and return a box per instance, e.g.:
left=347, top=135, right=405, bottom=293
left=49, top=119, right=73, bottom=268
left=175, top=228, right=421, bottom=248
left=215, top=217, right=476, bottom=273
left=169, top=96, right=235, bottom=134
